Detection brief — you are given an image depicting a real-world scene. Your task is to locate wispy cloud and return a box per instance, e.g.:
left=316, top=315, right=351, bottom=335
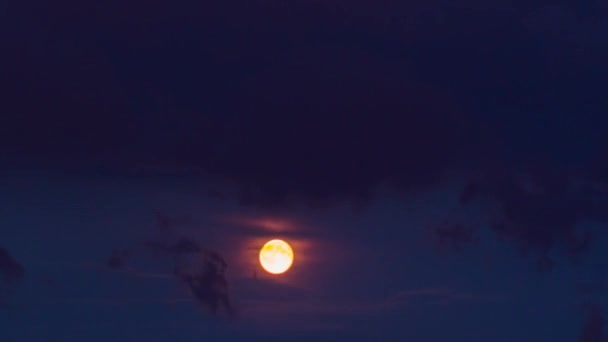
left=105, top=217, right=236, bottom=318
left=455, top=168, right=608, bottom=270
left=578, top=304, right=605, bottom=342
left=237, top=285, right=505, bottom=332
left=0, top=246, right=25, bottom=308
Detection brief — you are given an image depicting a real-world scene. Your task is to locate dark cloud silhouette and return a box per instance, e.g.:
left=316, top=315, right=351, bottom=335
left=109, top=237, right=235, bottom=317
left=578, top=305, right=606, bottom=342
left=535, top=255, right=555, bottom=273
left=3, top=0, right=607, bottom=277
left=161, top=237, right=202, bottom=256
left=107, top=213, right=199, bottom=270
left=0, top=247, right=25, bottom=283
left=106, top=248, right=131, bottom=270
left=173, top=248, right=235, bottom=317
left=2, top=0, right=606, bottom=177
left=457, top=167, right=608, bottom=269
left=107, top=213, right=234, bottom=318
left=0, top=247, right=25, bottom=308
left=429, top=222, right=477, bottom=253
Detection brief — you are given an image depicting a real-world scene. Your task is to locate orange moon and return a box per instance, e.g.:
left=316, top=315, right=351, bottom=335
left=259, top=239, right=294, bottom=274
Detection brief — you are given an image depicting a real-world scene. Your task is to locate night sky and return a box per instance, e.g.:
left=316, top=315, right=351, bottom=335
left=2, top=1, right=608, bottom=341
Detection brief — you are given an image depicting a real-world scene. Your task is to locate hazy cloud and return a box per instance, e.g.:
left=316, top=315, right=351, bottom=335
left=0, top=247, right=25, bottom=283
left=107, top=214, right=235, bottom=318
left=578, top=304, right=606, bottom=342
left=0, top=247, right=25, bottom=308
left=457, top=166, right=608, bottom=269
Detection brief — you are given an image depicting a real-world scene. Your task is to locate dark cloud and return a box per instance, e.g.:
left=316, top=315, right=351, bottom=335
left=174, top=248, right=235, bottom=317
left=578, top=305, right=605, bottom=342
left=107, top=213, right=235, bottom=318
left=456, top=166, right=608, bottom=269
left=428, top=222, right=478, bottom=253
left=5, top=0, right=605, bottom=187
left=0, top=247, right=25, bottom=308
left=3, top=0, right=607, bottom=275
left=184, top=43, right=494, bottom=206
left=0, top=247, right=25, bottom=283
left=106, top=248, right=131, bottom=270
left=109, top=238, right=235, bottom=317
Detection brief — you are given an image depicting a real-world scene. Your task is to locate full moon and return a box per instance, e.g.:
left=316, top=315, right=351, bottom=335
left=259, top=239, right=294, bottom=274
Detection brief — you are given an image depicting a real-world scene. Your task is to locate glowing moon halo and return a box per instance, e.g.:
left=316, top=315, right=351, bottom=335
left=259, top=239, right=294, bottom=274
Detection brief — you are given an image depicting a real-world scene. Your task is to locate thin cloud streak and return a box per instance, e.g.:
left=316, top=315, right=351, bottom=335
left=240, top=287, right=506, bottom=317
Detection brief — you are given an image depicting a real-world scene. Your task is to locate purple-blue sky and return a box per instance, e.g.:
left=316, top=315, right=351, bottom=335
left=1, top=175, right=605, bottom=341
left=1, top=0, right=608, bottom=340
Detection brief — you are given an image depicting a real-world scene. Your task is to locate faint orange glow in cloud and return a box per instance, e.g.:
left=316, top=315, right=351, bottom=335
left=216, top=214, right=296, bottom=234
